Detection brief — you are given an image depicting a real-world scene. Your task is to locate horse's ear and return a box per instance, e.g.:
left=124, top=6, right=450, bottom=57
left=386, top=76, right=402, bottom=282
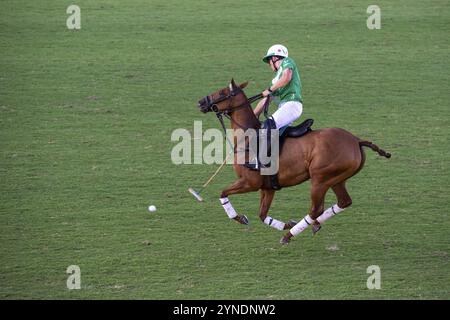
left=239, top=81, right=249, bottom=89
left=229, top=78, right=236, bottom=91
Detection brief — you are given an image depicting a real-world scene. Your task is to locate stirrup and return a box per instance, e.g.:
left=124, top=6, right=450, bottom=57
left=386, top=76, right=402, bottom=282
left=243, top=162, right=259, bottom=171
left=243, top=157, right=268, bottom=171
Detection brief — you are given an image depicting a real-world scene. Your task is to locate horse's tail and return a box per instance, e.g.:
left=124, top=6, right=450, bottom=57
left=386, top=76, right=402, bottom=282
left=359, top=140, right=391, bottom=158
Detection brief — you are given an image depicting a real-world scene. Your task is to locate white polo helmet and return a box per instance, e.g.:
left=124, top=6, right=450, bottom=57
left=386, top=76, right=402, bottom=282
left=262, top=44, right=288, bottom=63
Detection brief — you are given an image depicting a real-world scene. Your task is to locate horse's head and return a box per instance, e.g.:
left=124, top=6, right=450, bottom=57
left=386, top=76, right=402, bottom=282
left=198, top=79, right=248, bottom=113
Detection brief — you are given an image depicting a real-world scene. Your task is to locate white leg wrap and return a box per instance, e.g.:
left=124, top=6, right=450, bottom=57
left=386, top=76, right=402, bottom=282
left=220, top=197, right=237, bottom=219
left=317, top=204, right=345, bottom=225
left=290, top=215, right=314, bottom=237
left=263, top=216, right=285, bottom=231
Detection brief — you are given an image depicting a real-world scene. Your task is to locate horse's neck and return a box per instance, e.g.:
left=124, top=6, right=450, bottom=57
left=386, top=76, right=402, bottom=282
left=230, top=104, right=260, bottom=131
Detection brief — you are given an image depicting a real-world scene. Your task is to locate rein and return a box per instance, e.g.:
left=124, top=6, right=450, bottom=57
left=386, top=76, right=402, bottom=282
left=262, top=95, right=270, bottom=119
left=213, top=92, right=264, bottom=153
left=213, top=92, right=263, bottom=115
left=214, top=92, right=263, bottom=132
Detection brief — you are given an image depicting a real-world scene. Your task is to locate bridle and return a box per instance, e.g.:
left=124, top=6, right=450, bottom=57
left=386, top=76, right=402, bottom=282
left=200, top=87, right=263, bottom=116
left=199, top=86, right=264, bottom=130
left=198, top=86, right=265, bottom=152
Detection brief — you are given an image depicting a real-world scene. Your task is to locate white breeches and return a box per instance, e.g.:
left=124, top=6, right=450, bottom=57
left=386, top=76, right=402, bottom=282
left=271, top=101, right=303, bottom=129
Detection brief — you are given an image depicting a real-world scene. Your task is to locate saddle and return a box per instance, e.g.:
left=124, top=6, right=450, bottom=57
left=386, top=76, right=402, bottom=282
left=244, top=118, right=314, bottom=190
left=283, top=118, right=314, bottom=139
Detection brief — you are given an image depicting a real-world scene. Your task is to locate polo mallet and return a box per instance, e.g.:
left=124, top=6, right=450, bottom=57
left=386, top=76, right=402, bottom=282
left=188, top=152, right=232, bottom=202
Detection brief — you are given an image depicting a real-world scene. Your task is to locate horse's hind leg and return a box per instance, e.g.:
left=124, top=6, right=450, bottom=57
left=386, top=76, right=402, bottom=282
left=332, top=181, right=352, bottom=209
left=280, top=183, right=329, bottom=244
left=258, top=189, right=294, bottom=231
left=311, top=181, right=352, bottom=234
left=220, top=178, right=258, bottom=225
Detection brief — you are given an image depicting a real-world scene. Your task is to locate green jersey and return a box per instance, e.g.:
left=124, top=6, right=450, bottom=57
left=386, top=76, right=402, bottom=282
left=270, top=57, right=302, bottom=103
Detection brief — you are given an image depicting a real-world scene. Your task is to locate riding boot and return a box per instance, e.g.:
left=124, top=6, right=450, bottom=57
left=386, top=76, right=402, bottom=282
left=243, top=117, right=277, bottom=170
left=259, top=117, right=277, bottom=168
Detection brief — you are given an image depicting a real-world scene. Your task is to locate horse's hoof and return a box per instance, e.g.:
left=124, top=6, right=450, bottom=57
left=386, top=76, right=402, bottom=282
left=240, top=215, right=249, bottom=225
left=287, top=220, right=298, bottom=228
left=280, top=235, right=291, bottom=245
left=312, top=223, right=322, bottom=235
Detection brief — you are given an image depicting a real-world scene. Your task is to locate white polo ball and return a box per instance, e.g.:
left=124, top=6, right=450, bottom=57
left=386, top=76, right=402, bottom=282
left=148, top=205, right=156, bottom=212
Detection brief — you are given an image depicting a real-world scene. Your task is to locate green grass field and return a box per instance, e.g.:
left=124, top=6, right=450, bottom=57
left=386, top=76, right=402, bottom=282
left=1, top=0, right=449, bottom=299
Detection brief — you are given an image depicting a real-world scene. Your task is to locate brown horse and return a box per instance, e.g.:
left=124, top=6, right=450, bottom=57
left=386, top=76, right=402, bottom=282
left=197, top=79, right=391, bottom=244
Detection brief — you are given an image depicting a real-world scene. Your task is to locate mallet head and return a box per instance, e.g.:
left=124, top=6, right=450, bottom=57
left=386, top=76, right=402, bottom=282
left=188, top=188, right=204, bottom=202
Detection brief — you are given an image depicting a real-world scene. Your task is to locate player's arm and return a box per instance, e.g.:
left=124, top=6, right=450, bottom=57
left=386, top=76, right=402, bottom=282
left=272, top=68, right=292, bottom=90
left=253, top=96, right=272, bottom=117
left=262, top=68, right=293, bottom=97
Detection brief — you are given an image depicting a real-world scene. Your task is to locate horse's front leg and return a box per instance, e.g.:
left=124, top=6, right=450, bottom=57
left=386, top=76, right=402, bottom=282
left=220, top=178, right=258, bottom=225
left=259, top=189, right=296, bottom=231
